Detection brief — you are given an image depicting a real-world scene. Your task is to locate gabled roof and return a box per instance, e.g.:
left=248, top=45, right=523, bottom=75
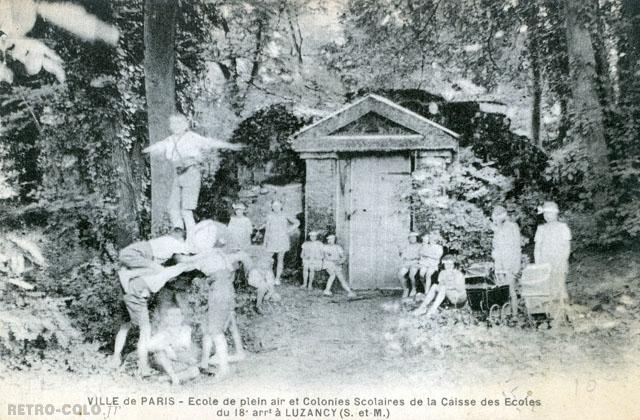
left=291, top=94, right=459, bottom=154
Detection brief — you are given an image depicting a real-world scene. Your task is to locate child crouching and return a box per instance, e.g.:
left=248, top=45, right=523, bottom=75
left=246, top=245, right=281, bottom=313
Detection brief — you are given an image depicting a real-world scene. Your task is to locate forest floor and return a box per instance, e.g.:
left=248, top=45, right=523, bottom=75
left=1, top=248, right=640, bottom=419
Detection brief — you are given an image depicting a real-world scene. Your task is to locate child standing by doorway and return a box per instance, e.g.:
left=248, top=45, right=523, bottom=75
left=300, top=231, right=324, bottom=289
left=262, top=200, right=299, bottom=285
left=322, top=235, right=356, bottom=298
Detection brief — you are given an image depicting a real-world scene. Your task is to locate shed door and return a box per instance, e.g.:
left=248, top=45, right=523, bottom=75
left=349, top=155, right=410, bottom=289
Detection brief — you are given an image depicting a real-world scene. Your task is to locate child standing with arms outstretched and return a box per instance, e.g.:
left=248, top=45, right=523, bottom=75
left=262, top=200, right=299, bottom=285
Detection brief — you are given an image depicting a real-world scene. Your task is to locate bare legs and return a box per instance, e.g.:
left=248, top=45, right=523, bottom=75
left=111, top=321, right=151, bottom=376
left=419, top=266, right=437, bottom=295
left=301, top=265, right=316, bottom=289
left=201, top=314, right=246, bottom=378
left=398, top=266, right=419, bottom=298
left=413, top=285, right=446, bottom=316
left=323, top=266, right=356, bottom=298
left=111, top=322, right=130, bottom=367
left=274, top=252, right=284, bottom=285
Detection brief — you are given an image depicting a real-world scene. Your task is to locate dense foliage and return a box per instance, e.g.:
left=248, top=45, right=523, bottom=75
left=197, top=104, right=309, bottom=223
left=330, top=0, right=640, bottom=249
left=408, top=148, right=514, bottom=263
left=1, top=0, right=639, bottom=348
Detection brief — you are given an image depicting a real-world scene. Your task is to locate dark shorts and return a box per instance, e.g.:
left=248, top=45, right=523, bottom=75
left=119, top=242, right=154, bottom=269
left=123, top=277, right=150, bottom=326
left=206, top=273, right=235, bottom=335
left=170, top=167, right=201, bottom=211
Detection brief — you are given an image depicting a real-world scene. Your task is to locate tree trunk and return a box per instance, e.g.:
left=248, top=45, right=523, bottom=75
left=144, top=0, right=177, bottom=234
left=528, top=6, right=542, bottom=148
left=591, top=6, right=614, bottom=112
left=564, top=0, right=611, bottom=201
left=620, top=0, right=640, bottom=108
left=111, top=134, right=141, bottom=247
left=619, top=0, right=640, bottom=161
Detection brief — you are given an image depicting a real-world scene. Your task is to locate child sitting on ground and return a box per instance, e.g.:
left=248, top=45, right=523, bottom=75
left=413, top=255, right=466, bottom=317
left=300, top=231, right=324, bottom=289
left=146, top=306, right=200, bottom=385
left=246, top=245, right=281, bottom=313
left=322, top=235, right=356, bottom=298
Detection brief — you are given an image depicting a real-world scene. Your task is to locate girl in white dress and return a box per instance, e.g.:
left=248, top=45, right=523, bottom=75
left=262, top=200, right=299, bottom=284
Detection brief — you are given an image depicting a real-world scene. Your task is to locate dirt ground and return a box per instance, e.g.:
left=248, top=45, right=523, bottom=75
left=1, top=249, right=640, bottom=419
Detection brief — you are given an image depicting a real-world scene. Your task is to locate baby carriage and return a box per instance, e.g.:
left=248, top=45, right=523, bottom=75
left=519, top=263, right=555, bottom=327
left=464, top=262, right=511, bottom=324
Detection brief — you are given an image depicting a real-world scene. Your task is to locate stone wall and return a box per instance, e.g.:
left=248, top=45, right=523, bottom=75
left=304, top=158, right=337, bottom=237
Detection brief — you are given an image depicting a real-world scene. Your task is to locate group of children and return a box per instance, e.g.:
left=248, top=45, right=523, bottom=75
left=112, top=110, right=573, bottom=380
left=300, top=231, right=356, bottom=298
left=110, top=195, right=328, bottom=384
left=396, top=232, right=466, bottom=317
left=111, top=221, right=252, bottom=384
left=397, top=201, right=572, bottom=319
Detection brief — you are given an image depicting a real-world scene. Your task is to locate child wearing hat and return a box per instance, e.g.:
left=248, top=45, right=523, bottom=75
left=413, top=255, right=466, bottom=317
left=418, top=232, right=444, bottom=292
left=534, top=201, right=571, bottom=307
left=227, top=203, right=253, bottom=252
left=398, top=232, right=421, bottom=298
left=300, top=230, right=324, bottom=289
left=322, top=234, right=356, bottom=298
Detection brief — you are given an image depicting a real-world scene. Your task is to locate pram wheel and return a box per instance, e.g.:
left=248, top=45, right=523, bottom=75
left=500, top=302, right=512, bottom=324
left=489, top=304, right=501, bottom=325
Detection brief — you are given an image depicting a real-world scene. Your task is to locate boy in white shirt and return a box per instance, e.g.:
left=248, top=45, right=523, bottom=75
left=112, top=234, right=195, bottom=377
left=118, top=227, right=190, bottom=271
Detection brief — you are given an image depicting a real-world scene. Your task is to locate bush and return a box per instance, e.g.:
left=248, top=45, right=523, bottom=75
left=408, top=148, right=514, bottom=263
left=197, top=104, right=310, bottom=223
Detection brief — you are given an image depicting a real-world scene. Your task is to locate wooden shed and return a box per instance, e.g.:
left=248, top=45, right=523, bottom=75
left=291, top=95, right=460, bottom=290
